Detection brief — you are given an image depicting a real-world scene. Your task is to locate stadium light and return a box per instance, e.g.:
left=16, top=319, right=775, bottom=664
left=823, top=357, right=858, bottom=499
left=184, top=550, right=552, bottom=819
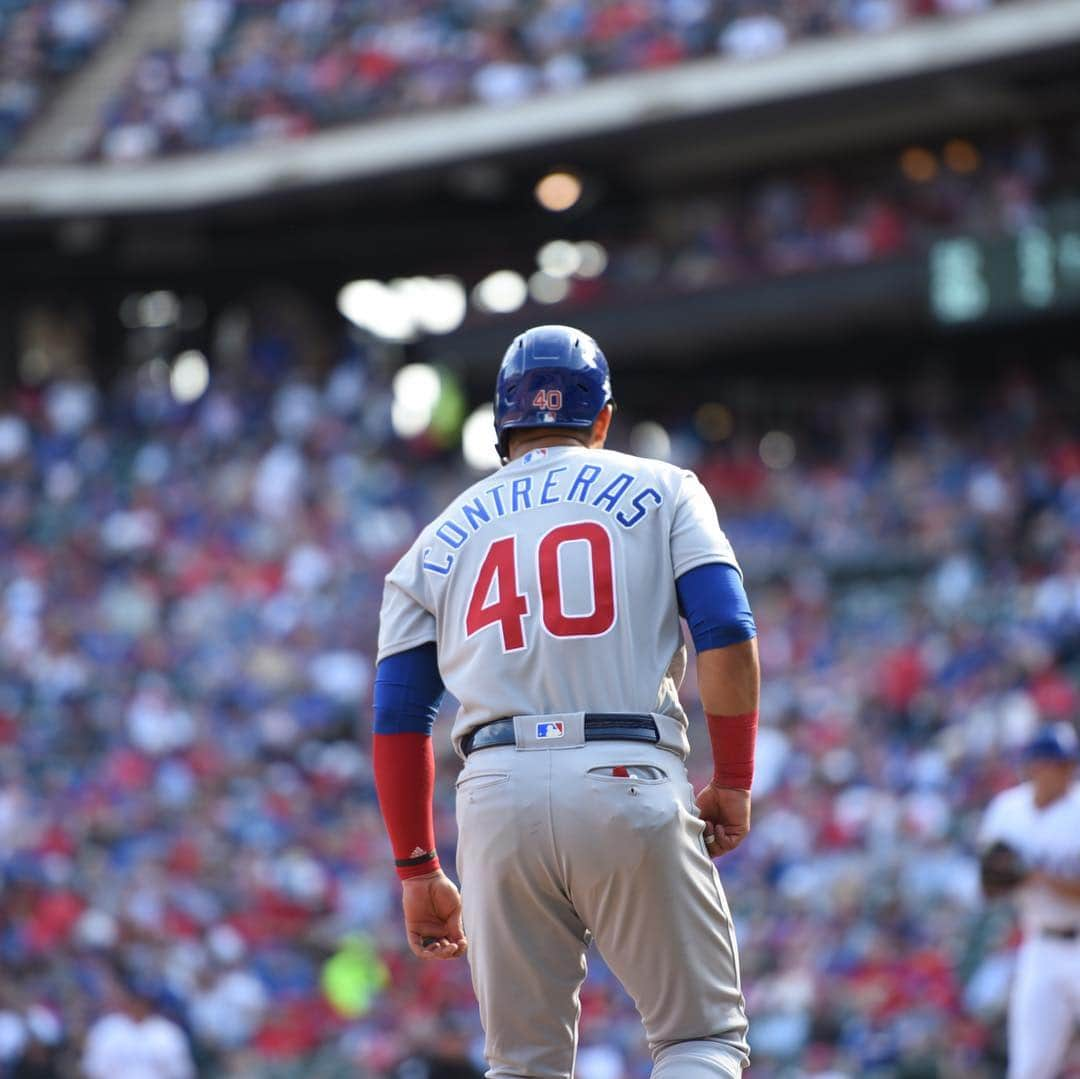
left=574, top=242, right=608, bottom=278
left=407, top=277, right=467, bottom=335
left=535, top=171, right=582, bottom=212
left=529, top=272, right=571, bottom=305
left=119, top=294, right=141, bottom=329
left=137, top=291, right=180, bottom=328
left=537, top=240, right=581, bottom=279
left=390, top=398, right=429, bottom=440
left=337, top=279, right=415, bottom=342
left=339, top=276, right=466, bottom=340
left=462, top=405, right=501, bottom=471
left=944, top=139, right=979, bottom=174
left=391, top=363, right=442, bottom=439
left=759, top=430, right=796, bottom=470
left=900, top=147, right=937, bottom=183
left=694, top=402, right=733, bottom=441
left=472, top=270, right=527, bottom=314
left=170, top=351, right=209, bottom=404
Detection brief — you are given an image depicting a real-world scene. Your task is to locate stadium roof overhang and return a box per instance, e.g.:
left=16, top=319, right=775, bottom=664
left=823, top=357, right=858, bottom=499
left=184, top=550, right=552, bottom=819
left=1, top=0, right=1079, bottom=220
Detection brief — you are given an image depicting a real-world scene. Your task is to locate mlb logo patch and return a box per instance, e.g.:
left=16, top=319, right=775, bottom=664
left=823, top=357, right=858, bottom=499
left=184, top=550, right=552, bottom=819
left=536, top=721, right=565, bottom=740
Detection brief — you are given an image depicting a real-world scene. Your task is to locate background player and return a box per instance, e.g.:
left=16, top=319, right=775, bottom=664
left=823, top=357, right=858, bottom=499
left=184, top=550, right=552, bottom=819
left=978, top=721, right=1080, bottom=1079
left=372, top=325, right=761, bottom=1078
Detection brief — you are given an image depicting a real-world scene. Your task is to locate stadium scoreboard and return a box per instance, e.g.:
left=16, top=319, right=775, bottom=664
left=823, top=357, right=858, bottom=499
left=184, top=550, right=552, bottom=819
left=930, top=208, right=1080, bottom=324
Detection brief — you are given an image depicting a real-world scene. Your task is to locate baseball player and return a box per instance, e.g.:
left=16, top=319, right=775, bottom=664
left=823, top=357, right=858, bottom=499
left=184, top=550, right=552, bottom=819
left=978, top=721, right=1080, bottom=1079
left=372, top=325, right=760, bottom=1078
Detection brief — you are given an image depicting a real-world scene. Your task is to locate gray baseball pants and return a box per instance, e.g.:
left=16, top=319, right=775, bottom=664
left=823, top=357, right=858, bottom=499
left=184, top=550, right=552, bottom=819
left=455, top=716, right=749, bottom=1078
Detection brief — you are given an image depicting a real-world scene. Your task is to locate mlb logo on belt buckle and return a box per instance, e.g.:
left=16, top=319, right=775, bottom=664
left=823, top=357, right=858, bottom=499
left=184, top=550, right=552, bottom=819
left=536, top=721, right=565, bottom=740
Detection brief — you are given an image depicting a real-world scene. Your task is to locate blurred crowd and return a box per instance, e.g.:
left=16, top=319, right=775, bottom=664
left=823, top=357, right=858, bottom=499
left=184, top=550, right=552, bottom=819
left=0, top=315, right=1078, bottom=1078
left=0, top=0, right=126, bottom=157
left=512, top=124, right=1078, bottom=322
left=93, top=0, right=998, bottom=161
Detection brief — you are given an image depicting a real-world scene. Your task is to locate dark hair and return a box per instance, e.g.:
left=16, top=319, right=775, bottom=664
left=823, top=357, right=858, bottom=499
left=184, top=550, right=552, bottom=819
left=507, top=425, right=593, bottom=453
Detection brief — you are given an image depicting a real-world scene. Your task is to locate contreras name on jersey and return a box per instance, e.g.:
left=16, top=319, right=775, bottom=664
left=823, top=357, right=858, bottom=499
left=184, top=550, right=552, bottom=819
left=426, top=459, right=664, bottom=575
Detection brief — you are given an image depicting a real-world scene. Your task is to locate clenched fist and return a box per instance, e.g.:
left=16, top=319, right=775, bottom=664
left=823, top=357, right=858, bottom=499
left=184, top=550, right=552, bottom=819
left=695, top=784, right=751, bottom=857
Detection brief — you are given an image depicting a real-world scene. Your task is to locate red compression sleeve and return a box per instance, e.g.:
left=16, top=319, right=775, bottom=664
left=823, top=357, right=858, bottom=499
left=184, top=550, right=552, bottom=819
left=706, top=710, right=758, bottom=790
left=372, top=732, right=441, bottom=880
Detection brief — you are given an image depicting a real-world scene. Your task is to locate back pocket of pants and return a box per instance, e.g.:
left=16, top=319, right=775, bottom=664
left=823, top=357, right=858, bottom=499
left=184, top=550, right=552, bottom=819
left=587, top=765, right=668, bottom=782
left=456, top=771, right=510, bottom=794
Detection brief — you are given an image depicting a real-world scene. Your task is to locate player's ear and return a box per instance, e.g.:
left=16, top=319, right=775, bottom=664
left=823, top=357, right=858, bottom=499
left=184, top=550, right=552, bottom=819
left=590, top=404, right=614, bottom=448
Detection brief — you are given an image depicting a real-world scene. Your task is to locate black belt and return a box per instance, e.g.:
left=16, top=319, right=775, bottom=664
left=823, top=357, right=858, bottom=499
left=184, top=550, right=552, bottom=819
left=1041, top=926, right=1079, bottom=941
left=461, top=714, right=659, bottom=757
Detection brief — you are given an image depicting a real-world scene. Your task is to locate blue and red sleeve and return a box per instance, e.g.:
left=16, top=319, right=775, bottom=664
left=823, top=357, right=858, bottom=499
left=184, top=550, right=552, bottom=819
left=371, top=642, right=446, bottom=880
left=676, top=562, right=759, bottom=790
left=676, top=562, right=756, bottom=651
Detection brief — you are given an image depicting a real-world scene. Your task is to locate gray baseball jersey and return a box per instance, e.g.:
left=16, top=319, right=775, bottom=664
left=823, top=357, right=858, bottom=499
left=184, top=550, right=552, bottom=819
left=379, top=441, right=751, bottom=1077
left=377, top=444, right=740, bottom=751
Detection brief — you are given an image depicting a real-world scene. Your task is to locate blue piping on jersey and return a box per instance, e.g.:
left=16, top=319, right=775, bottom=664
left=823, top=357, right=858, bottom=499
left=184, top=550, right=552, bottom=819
left=676, top=563, right=757, bottom=653
left=373, top=642, right=445, bottom=735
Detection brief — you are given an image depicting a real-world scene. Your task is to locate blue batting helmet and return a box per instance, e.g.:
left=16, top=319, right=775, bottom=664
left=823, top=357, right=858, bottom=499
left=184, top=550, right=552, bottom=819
left=493, top=325, right=612, bottom=460
left=1023, top=722, right=1080, bottom=763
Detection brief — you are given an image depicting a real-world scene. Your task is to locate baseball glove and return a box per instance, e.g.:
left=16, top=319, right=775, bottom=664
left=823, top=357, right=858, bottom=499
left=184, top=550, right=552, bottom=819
left=980, top=841, right=1029, bottom=897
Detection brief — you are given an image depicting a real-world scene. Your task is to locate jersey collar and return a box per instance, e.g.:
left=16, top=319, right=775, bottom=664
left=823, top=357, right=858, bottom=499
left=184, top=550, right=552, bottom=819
left=502, top=445, right=588, bottom=471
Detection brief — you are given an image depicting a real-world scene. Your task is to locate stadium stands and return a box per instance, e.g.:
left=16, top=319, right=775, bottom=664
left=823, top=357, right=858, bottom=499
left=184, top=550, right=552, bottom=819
left=0, top=0, right=127, bottom=157
left=2, top=3, right=1079, bottom=1076
left=0, top=325, right=1076, bottom=1076
left=91, top=0, right=998, bottom=161
left=460, top=125, right=1068, bottom=328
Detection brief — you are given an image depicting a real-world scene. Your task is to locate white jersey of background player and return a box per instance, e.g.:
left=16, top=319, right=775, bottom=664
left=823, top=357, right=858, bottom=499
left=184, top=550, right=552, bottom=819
left=978, top=722, right=1080, bottom=1079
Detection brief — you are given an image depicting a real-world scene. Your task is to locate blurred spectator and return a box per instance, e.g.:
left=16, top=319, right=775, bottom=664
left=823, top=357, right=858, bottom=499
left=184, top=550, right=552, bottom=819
left=90, top=0, right=1008, bottom=160
left=0, top=299, right=1078, bottom=1076
left=0, top=0, right=127, bottom=156
left=387, top=1021, right=484, bottom=1079
left=81, top=981, right=195, bottom=1079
